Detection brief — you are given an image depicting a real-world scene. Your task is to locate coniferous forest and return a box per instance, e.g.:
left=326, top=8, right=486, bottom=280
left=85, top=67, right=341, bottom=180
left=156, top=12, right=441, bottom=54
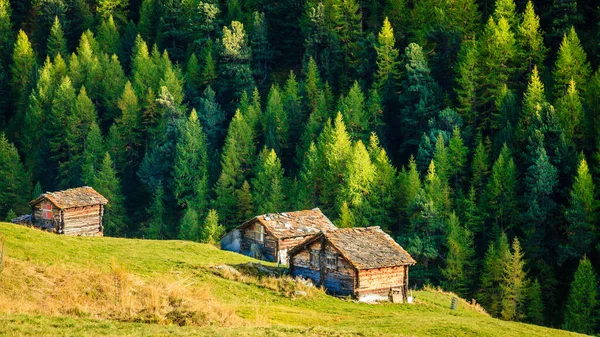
left=1, top=0, right=600, bottom=332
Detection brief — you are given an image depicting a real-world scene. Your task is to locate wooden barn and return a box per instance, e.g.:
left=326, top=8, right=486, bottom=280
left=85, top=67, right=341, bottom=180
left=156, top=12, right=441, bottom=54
left=220, top=208, right=337, bottom=264
left=28, top=186, right=108, bottom=236
left=288, top=227, right=416, bottom=302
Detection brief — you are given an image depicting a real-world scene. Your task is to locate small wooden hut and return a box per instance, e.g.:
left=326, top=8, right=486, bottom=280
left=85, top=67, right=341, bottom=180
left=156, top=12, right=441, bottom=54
left=28, top=186, right=108, bottom=236
left=220, top=208, right=337, bottom=264
left=288, top=227, right=416, bottom=302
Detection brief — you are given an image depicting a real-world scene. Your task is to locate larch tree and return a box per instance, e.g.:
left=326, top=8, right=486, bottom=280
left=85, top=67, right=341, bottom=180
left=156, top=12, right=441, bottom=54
left=179, top=207, right=201, bottom=241
left=81, top=122, right=105, bottom=185
left=486, top=145, right=518, bottom=233
left=561, top=157, right=597, bottom=263
left=172, top=109, right=209, bottom=215
left=10, top=30, right=37, bottom=124
left=374, top=17, right=399, bottom=96
left=526, top=279, right=544, bottom=325
left=250, top=11, right=273, bottom=84
left=555, top=79, right=584, bottom=146
left=236, top=180, right=255, bottom=222
left=563, top=256, right=598, bottom=334
left=200, top=209, right=225, bottom=244
left=97, top=15, right=120, bottom=56
left=500, top=237, right=526, bottom=321
left=341, top=140, right=375, bottom=226
left=146, top=183, right=165, bottom=239
left=520, top=66, right=547, bottom=135
left=552, top=27, right=591, bottom=98
left=219, top=21, right=253, bottom=103
left=47, top=16, right=67, bottom=59
left=263, top=85, right=289, bottom=156
left=296, top=142, right=321, bottom=210
left=252, top=147, right=286, bottom=214
left=331, top=0, right=363, bottom=90
left=337, top=81, right=367, bottom=141
left=442, top=212, right=474, bottom=297
left=367, top=133, right=398, bottom=231
left=283, top=71, right=304, bottom=151
left=111, top=81, right=142, bottom=174
left=0, top=134, right=29, bottom=216
left=454, top=40, right=478, bottom=129
left=479, top=232, right=511, bottom=317
left=517, top=1, right=547, bottom=75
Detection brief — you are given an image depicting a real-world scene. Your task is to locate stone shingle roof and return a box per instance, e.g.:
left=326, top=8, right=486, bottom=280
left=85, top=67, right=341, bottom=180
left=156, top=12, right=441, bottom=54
left=240, top=208, right=337, bottom=239
left=29, top=186, right=108, bottom=209
left=290, top=226, right=416, bottom=270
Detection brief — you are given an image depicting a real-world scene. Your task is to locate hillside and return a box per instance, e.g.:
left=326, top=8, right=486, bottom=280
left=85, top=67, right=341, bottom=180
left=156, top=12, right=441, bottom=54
left=0, top=223, right=585, bottom=337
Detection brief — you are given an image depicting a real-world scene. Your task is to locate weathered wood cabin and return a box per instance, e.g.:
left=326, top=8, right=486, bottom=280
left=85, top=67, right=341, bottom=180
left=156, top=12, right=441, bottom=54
left=28, top=186, right=108, bottom=236
left=289, top=227, right=416, bottom=302
left=220, top=208, right=337, bottom=264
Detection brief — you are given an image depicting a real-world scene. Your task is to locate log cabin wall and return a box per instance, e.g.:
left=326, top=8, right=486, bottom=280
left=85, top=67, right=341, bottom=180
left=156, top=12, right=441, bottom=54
left=31, top=201, right=61, bottom=231
left=355, top=266, right=407, bottom=298
left=290, top=240, right=356, bottom=296
left=277, top=235, right=315, bottom=264
left=62, top=205, right=103, bottom=236
left=240, top=222, right=278, bottom=260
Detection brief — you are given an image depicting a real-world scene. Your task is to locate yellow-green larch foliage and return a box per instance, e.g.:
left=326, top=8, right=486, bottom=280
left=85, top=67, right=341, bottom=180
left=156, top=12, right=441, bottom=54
left=374, top=17, right=399, bottom=92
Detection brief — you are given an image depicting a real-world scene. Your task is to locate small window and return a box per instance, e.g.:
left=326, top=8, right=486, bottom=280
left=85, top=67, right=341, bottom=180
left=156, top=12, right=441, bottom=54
left=310, top=249, right=320, bottom=268
left=41, top=203, right=52, bottom=220
left=326, top=254, right=338, bottom=271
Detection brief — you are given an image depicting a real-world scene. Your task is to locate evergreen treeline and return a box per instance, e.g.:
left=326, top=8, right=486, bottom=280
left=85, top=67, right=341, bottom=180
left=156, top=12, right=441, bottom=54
left=0, top=0, right=599, bottom=331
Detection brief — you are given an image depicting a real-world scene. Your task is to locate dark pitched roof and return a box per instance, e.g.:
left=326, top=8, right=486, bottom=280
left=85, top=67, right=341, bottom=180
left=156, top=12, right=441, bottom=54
left=239, top=208, right=337, bottom=239
left=29, top=186, right=108, bottom=209
left=291, top=227, right=416, bottom=270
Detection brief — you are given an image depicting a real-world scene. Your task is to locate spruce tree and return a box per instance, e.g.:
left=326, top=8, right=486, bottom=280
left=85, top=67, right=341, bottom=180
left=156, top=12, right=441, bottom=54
left=296, top=142, right=321, bottom=210
left=550, top=0, right=583, bottom=43
left=252, top=148, right=286, bottom=214
left=92, top=153, right=126, bottom=236
left=337, top=81, right=367, bottom=141
left=331, top=0, right=362, bottom=90
left=146, top=183, right=165, bottom=239
left=398, top=43, right=443, bottom=153
left=97, top=15, right=120, bottom=56
left=555, top=79, right=584, bottom=146
left=81, top=122, right=105, bottom=185
left=448, top=127, right=468, bottom=188
left=283, top=71, right=304, bottom=151
left=454, top=40, right=478, bottom=129
left=32, top=181, right=43, bottom=199
left=250, top=11, right=273, bottom=84
left=500, top=237, right=526, bottom=321
left=520, top=66, right=547, bottom=135
left=198, top=86, right=225, bottom=152
left=486, top=145, right=518, bottom=233
left=563, top=256, right=598, bottom=334
left=201, top=209, right=225, bottom=244
left=111, top=81, right=142, bottom=172
left=236, top=180, right=254, bottom=222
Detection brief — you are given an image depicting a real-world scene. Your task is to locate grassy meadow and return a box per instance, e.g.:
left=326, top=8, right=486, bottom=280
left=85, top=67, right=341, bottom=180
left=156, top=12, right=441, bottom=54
left=0, top=222, right=586, bottom=337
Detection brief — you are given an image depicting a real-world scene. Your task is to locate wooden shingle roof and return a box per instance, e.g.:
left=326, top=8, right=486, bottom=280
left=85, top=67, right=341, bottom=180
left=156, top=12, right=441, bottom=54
left=240, top=208, right=337, bottom=239
left=29, top=186, right=108, bottom=209
left=292, top=227, right=416, bottom=270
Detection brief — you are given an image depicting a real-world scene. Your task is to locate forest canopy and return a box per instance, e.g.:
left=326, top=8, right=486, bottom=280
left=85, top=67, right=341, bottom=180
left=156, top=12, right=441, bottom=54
left=0, top=0, right=600, bottom=332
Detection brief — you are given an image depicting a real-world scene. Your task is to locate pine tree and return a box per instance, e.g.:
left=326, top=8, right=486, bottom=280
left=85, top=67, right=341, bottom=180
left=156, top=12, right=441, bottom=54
left=263, top=85, right=289, bottom=155
left=561, top=157, right=597, bottom=263
left=172, top=109, right=209, bottom=215
left=92, top=153, right=126, bottom=236
left=201, top=209, right=225, bottom=244
left=442, top=212, right=474, bottom=297
left=500, top=237, right=527, bottom=321
left=563, top=256, right=598, bottom=334
left=526, top=279, right=544, bottom=325
left=252, top=148, right=286, bottom=214
left=374, top=17, right=399, bottom=95
left=47, top=16, right=67, bottom=59
left=553, top=27, right=591, bottom=98
left=0, top=134, right=29, bottom=216
left=517, top=1, right=547, bottom=75
left=146, top=183, right=165, bottom=239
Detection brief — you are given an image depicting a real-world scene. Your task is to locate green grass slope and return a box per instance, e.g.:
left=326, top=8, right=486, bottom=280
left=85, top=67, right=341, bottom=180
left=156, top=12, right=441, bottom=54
left=0, top=223, right=586, bottom=337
